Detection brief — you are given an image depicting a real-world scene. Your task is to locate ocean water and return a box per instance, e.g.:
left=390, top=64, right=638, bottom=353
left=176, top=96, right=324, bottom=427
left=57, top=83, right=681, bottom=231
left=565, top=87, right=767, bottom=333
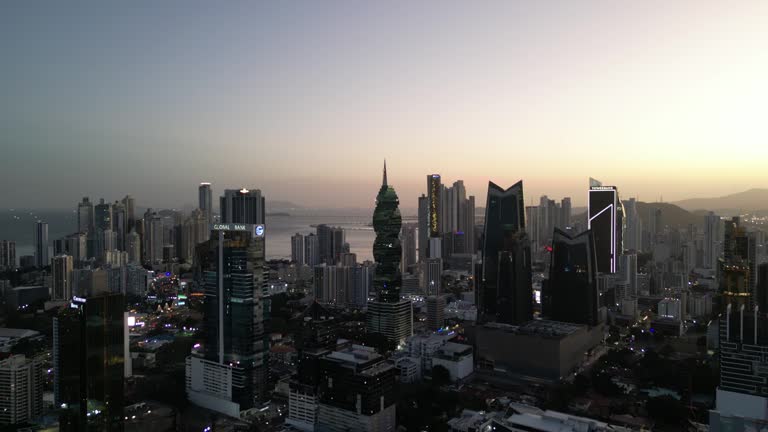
left=0, top=209, right=403, bottom=263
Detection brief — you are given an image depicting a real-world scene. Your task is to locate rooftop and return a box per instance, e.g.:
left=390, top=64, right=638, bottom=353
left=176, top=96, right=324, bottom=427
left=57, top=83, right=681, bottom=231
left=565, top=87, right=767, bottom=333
left=482, top=319, right=586, bottom=338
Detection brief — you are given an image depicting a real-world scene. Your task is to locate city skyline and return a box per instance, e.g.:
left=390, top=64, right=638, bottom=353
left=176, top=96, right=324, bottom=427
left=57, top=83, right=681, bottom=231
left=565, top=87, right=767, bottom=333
left=3, top=1, right=768, bottom=208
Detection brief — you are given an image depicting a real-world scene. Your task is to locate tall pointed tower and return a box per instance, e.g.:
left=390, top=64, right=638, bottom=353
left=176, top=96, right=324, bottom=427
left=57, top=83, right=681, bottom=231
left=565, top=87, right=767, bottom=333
left=367, top=161, right=412, bottom=345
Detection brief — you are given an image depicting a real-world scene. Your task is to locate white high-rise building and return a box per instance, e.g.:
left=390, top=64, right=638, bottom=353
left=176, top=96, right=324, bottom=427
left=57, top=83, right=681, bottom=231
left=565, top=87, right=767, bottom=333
left=199, top=182, right=213, bottom=225
left=0, top=355, right=44, bottom=426
left=51, top=255, right=73, bottom=301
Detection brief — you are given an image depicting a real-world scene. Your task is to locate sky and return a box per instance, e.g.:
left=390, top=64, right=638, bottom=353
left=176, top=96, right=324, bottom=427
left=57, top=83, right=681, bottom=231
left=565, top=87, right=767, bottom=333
left=2, top=0, right=768, bottom=210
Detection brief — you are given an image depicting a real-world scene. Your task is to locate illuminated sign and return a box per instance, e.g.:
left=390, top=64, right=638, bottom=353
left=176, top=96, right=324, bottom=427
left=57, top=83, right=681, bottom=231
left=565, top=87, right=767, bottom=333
left=127, top=316, right=136, bottom=327
left=72, top=296, right=87, bottom=304
left=590, top=186, right=616, bottom=191
left=254, top=224, right=265, bottom=237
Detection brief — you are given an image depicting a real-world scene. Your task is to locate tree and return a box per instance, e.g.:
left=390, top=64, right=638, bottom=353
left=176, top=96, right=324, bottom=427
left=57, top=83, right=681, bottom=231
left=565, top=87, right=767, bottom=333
left=646, top=396, right=685, bottom=426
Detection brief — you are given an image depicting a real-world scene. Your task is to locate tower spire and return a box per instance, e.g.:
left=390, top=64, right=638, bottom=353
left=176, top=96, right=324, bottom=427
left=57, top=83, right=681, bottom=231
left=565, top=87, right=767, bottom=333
left=382, top=159, right=388, bottom=186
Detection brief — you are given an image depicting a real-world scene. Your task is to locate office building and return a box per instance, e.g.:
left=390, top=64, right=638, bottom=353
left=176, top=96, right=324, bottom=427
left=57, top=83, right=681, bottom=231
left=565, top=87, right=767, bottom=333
left=316, top=345, right=397, bottom=432
left=112, top=201, right=126, bottom=250
left=418, top=194, right=429, bottom=262
left=77, top=197, right=94, bottom=234
left=199, top=182, right=213, bottom=225
left=0, top=355, right=44, bottom=426
left=0, top=240, right=15, bottom=269
left=710, top=304, right=768, bottom=428
left=431, top=342, right=473, bottom=382
left=53, top=233, right=87, bottom=265
left=587, top=179, right=622, bottom=274
left=34, top=221, right=49, bottom=268
left=478, top=181, right=532, bottom=325
left=186, top=224, right=269, bottom=417
left=400, top=223, right=417, bottom=273
left=219, top=188, right=265, bottom=224
left=292, top=233, right=305, bottom=266
left=143, top=210, right=164, bottom=264
left=94, top=198, right=112, bottom=232
left=121, top=195, right=135, bottom=231
left=426, top=295, right=446, bottom=330
left=55, top=293, right=125, bottom=431
left=545, top=229, right=598, bottom=326
left=757, top=263, right=768, bottom=314
left=51, top=255, right=74, bottom=301
left=367, top=163, right=412, bottom=344
left=317, top=225, right=345, bottom=265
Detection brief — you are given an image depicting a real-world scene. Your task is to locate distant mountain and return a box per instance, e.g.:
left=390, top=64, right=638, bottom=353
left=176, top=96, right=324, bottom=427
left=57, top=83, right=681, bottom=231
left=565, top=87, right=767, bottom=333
left=572, top=201, right=701, bottom=228
left=634, top=201, right=702, bottom=228
left=672, top=189, right=768, bottom=214
left=267, top=200, right=304, bottom=210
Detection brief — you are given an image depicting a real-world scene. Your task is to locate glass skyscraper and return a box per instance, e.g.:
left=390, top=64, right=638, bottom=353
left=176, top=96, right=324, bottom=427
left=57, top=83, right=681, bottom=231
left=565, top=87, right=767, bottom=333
left=546, top=228, right=599, bottom=326
left=54, top=293, right=125, bottom=432
left=479, top=181, right=532, bottom=325
left=187, top=226, right=270, bottom=415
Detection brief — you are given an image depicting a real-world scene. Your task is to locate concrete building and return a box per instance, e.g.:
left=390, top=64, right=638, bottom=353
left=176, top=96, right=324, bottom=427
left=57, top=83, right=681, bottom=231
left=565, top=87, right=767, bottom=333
left=470, top=320, right=603, bottom=380
left=0, top=240, right=16, bottom=269
left=431, top=342, right=473, bottom=382
left=0, top=355, right=44, bottom=426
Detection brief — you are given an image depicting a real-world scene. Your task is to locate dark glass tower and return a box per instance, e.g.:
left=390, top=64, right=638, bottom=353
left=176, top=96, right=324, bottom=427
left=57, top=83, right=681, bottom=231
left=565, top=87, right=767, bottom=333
left=367, top=162, right=412, bottom=344
left=54, top=293, right=125, bottom=432
left=219, top=188, right=265, bottom=224
left=194, top=229, right=269, bottom=407
left=546, top=229, right=598, bottom=326
left=372, top=161, right=403, bottom=303
left=479, top=181, right=532, bottom=325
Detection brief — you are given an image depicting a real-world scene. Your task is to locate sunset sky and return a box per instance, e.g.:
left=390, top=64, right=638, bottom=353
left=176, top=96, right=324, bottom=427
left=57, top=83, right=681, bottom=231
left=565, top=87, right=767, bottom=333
left=2, top=0, right=768, bottom=209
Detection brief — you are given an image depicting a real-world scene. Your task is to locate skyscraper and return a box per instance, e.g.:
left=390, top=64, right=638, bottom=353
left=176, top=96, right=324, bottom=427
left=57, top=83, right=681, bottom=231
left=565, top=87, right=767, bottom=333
left=291, top=233, right=305, bottom=265
left=55, top=293, right=125, bottom=431
left=546, top=229, right=598, bottom=326
left=94, top=198, right=112, bottom=232
left=198, top=182, right=213, bottom=225
left=187, top=224, right=269, bottom=417
left=704, top=212, right=721, bottom=269
left=77, top=197, right=94, bottom=234
left=427, top=174, right=441, bottom=238
left=304, top=233, right=320, bottom=267
left=112, top=201, right=126, bottom=250
left=52, top=255, right=74, bottom=301
left=220, top=188, right=265, bottom=224
left=587, top=178, right=621, bottom=273
left=417, top=194, right=429, bottom=262
left=34, top=221, right=48, bottom=268
left=479, top=181, right=532, bottom=325
left=367, top=162, right=412, bottom=343
left=0, top=240, right=15, bottom=269
left=121, top=195, right=135, bottom=231
left=400, top=223, right=417, bottom=274
left=316, top=225, right=345, bottom=264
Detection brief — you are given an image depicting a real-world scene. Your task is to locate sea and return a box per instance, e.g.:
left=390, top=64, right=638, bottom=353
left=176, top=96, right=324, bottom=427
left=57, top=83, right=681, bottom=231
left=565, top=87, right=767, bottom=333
left=0, top=208, right=418, bottom=264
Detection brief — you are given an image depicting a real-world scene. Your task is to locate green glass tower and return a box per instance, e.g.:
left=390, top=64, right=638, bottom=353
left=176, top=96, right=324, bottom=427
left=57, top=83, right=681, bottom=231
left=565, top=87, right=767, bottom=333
left=367, top=161, right=412, bottom=345
left=372, top=160, right=403, bottom=303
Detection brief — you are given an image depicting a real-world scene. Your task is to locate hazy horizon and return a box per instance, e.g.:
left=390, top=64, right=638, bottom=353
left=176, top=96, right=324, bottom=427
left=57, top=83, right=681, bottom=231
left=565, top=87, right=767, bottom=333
left=3, top=0, right=768, bottom=209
